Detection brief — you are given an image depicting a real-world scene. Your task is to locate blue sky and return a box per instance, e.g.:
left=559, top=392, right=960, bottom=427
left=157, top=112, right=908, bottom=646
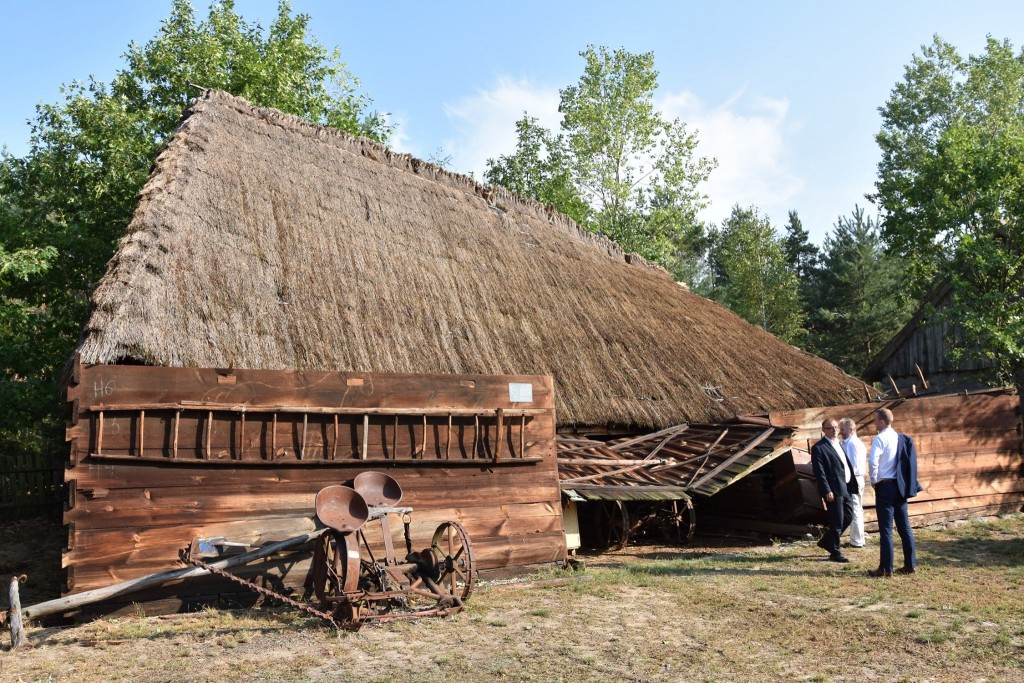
left=3, top=1, right=1024, bottom=244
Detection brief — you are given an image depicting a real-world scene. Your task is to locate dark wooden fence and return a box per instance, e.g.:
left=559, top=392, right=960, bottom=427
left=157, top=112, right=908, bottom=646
left=0, top=452, right=64, bottom=519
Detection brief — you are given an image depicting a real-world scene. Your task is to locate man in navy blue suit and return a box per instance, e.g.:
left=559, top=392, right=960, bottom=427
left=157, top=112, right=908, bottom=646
left=811, top=418, right=858, bottom=563
left=867, top=407, right=922, bottom=577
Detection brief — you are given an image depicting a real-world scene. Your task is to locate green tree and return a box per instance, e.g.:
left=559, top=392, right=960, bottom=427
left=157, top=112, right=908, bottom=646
left=873, top=35, right=1024, bottom=388
left=782, top=210, right=820, bottom=282
left=710, top=205, right=805, bottom=344
left=0, top=0, right=388, bottom=454
left=811, top=206, right=914, bottom=375
left=485, top=46, right=715, bottom=285
left=484, top=116, right=589, bottom=225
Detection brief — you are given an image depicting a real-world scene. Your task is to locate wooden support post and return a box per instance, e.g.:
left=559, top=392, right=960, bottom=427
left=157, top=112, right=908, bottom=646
left=473, top=415, right=479, bottom=458
left=7, top=575, right=25, bottom=649
left=332, top=415, right=339, bottom=460
left=138, top=410, right=145, bottom=457
left=97, top=411, right=104, bottom=456
left=494, top=408, right=505, bottom=462
left=361, top=414, right=369, bottom=460
left=172, top=410, right=180, bottom=459
left=300, top=413, right=308, bottom=460
left=520, top=414, right=526, bottom=459
left=271, top=413, right=277, bottom=460
left=445, top=414, right=452, bottom=460
left=392, top=415, right=398, bottom=459
left=239, top=411, right=246, bottom=460
left=206, top=411, right=213, bottom=459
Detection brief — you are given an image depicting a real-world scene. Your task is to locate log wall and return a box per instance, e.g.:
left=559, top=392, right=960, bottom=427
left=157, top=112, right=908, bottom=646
left=770, top=391, right=1024, bottom=529
left=64, top=361, right=565, bottom=608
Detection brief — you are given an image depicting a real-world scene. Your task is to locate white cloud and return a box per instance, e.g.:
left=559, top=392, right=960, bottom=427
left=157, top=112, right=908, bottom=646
left=660, top=88, right=803, bottom=227
left=441, top=77, right=561, bottom=178
left=439, top=77, right=803, bottom=229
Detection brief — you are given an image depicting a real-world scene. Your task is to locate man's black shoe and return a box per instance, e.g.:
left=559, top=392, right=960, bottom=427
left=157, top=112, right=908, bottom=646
left=867, top=567, right=893, bottom=578
left=828, top=553, right=850, bottom=563
left=896, top=566, right=916, bottom=575
left=816, top=538, right=828, bottom=550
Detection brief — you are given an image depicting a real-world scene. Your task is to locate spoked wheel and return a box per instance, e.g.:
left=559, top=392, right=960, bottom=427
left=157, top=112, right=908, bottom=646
left=310, top=530, right=361, bottom=624
left=430, top=521, right=476, bottom=601
left=659, top=497, right=696, bottom=545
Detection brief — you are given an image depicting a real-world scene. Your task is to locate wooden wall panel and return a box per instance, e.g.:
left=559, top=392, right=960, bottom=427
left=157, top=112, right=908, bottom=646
left=768, top=392, right=1024, bottom=528
left=64, top=361, right=566, bottom=604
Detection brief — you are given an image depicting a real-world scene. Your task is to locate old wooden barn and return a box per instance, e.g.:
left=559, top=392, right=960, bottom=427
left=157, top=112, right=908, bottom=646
left=63, top=90, right=875, bottom=612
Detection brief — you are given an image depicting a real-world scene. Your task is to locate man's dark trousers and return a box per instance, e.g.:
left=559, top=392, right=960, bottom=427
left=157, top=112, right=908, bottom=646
left=823, top=493, right=855, bottom=555
left=875, top=479, right=916, bottom=572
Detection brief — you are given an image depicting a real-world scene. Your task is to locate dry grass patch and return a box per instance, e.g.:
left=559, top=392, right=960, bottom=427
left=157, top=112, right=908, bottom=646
left=3, top=514, right=1023, bottom=682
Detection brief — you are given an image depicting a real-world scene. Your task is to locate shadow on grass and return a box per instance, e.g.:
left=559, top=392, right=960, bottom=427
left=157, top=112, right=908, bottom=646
left=918, top=535, right=1024, bottom=568
left=604, top=551, right=874, bottom=579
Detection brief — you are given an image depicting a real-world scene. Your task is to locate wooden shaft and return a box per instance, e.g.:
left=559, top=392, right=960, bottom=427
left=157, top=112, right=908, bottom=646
left=239, top=412, right=245, bottom=461
left=17, top=532, right=320, bottom=623
left=97, top=412, right=104, bottom=456
left=271, top=413, right=277, bottom=459
left=138, top=410, right=145, bottom=457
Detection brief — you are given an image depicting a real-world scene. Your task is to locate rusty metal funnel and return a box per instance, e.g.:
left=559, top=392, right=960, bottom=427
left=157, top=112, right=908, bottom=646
left=353, top=471, right=403, bottom=507
left=315, top=485, right=369, bottom=533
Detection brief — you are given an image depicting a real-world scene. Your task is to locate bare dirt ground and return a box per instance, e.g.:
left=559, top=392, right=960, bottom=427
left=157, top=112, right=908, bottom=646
left=2, top=515, right=1023, bottom=682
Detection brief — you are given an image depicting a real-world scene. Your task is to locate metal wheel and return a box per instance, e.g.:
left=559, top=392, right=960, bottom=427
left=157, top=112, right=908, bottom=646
left=310, top=530, right=361, bottom=623
left=430, top=521, right=476, bottom=601
left=659, top=498, right=696, bottom=545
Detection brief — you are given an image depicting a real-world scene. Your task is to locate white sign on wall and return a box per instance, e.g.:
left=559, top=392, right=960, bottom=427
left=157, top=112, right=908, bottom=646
left=508, top=382, right=533, bottom=403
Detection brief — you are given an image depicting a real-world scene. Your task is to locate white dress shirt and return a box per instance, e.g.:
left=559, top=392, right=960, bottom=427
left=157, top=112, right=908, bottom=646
left=868, top=426, right=899, bottom=483
left=829, top=438, right=851, bottom=483
left=843, top=435, right=867, bottom=481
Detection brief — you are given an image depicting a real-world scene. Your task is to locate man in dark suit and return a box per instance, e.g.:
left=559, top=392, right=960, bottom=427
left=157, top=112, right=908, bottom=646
left=811, top=418, right=859, bottom=563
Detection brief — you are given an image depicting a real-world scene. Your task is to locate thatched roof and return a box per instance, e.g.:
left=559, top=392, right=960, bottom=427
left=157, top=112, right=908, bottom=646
left=78, top=90, right=868, bottom=429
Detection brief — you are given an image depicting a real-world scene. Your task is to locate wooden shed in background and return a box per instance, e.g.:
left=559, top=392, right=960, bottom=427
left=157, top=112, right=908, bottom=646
left=863, top=281, right=997, bottom=395
left=63, top=90, right=874, bottom=612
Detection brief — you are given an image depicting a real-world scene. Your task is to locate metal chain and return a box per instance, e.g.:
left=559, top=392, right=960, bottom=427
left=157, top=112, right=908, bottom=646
left=182, top=550, right=337, bottom=625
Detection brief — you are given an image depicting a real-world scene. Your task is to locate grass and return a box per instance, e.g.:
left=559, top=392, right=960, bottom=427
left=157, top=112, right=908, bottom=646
left=4, top=514, right=1024, bottom=682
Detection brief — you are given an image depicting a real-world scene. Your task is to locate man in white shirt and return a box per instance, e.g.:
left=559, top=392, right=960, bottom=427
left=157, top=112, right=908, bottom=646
left=866, top=407, right=918, bottom=578
left=839, top=418, right=867, bottom=548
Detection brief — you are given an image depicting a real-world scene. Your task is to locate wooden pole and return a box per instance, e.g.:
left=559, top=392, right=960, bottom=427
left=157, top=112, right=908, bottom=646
left=7, top=575, right=26, bottom=649
left=14, top=532, right=320, bottom=627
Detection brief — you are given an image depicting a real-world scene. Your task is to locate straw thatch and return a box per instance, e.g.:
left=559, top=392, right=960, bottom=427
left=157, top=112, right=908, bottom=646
left=78, top=90, right=867, bottom=429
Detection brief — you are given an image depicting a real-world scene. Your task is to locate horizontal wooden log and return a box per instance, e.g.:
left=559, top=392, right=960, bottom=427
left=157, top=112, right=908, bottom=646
left=865, top=500, right=1024, bottom=531
left=67, top=468, right=562, bottom=529
left=67, top=502, right=564, bottom=567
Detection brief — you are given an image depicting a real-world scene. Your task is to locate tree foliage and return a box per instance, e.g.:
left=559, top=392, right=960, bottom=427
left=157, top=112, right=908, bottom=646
left=485, top=46, right=715, bottom=284
left=709, top=205, right=805, bottom=345
left=0, top=0, right=388, bottom=453
left=873, top=35, right=1024, bottom=387
left=809, top=206, right=914, bottom=375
